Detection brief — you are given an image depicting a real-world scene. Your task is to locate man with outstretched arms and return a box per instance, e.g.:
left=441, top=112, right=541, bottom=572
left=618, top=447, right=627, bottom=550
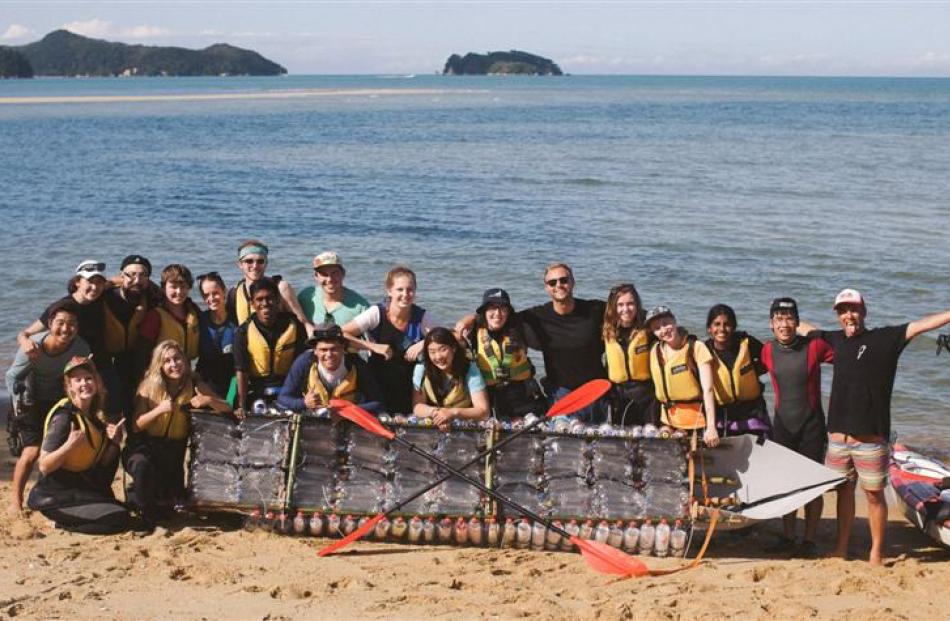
left=277, top=323, right=383, bottom=413
left=801, top=289, right=950, bottom=565
left=759, top=298, right=834, bottom=557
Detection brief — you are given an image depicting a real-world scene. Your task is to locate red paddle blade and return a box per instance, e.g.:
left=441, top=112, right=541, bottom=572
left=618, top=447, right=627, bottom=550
left=571, top=537, right=649, bottom=577
left=330, top=400, right=396, bottom=440
left=546, top=379, right=612, bottom=419
left=317, top=513, right=385, bottom=557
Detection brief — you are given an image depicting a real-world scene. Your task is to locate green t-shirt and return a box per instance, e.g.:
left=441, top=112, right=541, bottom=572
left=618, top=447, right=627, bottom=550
left=297, top=286, right=370, bottom=326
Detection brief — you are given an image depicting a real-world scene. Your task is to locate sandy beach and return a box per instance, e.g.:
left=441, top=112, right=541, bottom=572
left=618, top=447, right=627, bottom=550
left=1, top=431, right=947, bottom=621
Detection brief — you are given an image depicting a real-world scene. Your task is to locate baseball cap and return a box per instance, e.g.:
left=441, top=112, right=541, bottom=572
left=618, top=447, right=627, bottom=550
left=121, top=254, right=152, bottom=276
left=477, top=288, right=512, bottom=314
left=313, top=251, right=344, bottom=274
left=75, top=260, right=106, bottom=280
left=645, top=305, right=675, bottom=326
left=307, top=322, right=347, bottom=346
left=833, top=288, right=866, bottom=310
left=770, top=297, right=799, bottom=319
left=63, top=355, right=95, bottom=376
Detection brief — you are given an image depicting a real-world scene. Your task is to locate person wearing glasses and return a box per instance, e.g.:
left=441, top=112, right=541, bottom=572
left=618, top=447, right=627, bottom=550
left=138, top=264, right=201, bottom=362
left=195, top=271, right=237, bottom=398
left=226, top=239, right=312, bottom=335
left=233, top=277, right=307, bottom=418
left=412, top=327, right=490, bottom=432
left=602, top=283, right=658, bottom=426
left=297, top=251, right=370, bottom=327
left=277, top=322, right=383, bottom=412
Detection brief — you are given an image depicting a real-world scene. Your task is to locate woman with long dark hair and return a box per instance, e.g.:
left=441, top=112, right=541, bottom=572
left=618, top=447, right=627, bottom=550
left=412, top=327, right=489, bottom=431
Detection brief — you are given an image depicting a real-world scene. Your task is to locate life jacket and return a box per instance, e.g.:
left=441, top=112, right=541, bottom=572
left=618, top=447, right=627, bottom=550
left=604, top=329, right=651, bottom=383
left=103, top=292, right=147, bottom=355
left=307, top=364, right=360, bottom=405
left=155, top=304, right=200, bottom=360
left=140, top=383, right=193, bottom=440
left=233, top=281, right=253, bottom=325
left=650, top=333, right=706, bottom=429
left=421, top=373, right=473, bottom=409
left=246, top=317, right=299, bottom=379
left=707, top=334, right=762, bottom=405
left=474, top=327, right=532, bottom=386
left=369, top=302, right=425, bottom=354
left=42, top=398, right=108, bottom=473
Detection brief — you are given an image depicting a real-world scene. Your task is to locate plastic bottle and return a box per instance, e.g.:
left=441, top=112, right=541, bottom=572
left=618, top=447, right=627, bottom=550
left=309, top=512, right=324, bottom=537
left=245, top=509, right=261, bottom=531
left=262, top=511, right=275, bottom=532
left=437, top=517, right=453, bottom=543
left=593, top=520, right=610, bottom=544
left=546, top=521, right=563, bottom=550
left=293, top=511, right=306, bottom=535
left=531, top=521, right=547, bottom=550
left=670, top=519, right=687, bottom=556
left=468, top=517, right=483, bottom=546
left=375, top=516, right=391, bottom=540
left=561, top=520, right=579, bottom=551
left=622, top=521, right=640, bottom=552
left=579, top=519, right=594, bottom=541
left=501, top=518, right=517, bottom=547
left=454, top=517, right=469, bottom=545
left=638, top=519, right=656, bottom=556
left=342, top=514, right=356, bottom=536
left=408, top=516, right=423, bottom=543
left=607, top=521, right=624, bottom=548
left=327, top=513, right=341, bottom=536
left=485, top=518, right=499, bottom=547
left=654, top=519, right=671, bottom=557
left=515, top=518, right=532, bottom=549
left=390, top=516, right=408, bottom=539
left=630, top=425, right=643, bottom=439
left=252, top=399, right=267, bottom=415
left=642, top=424, right=658, bottom=438
left=357, top=515, right=369, bottom=533
left=423, top=517, right=436, bottom=543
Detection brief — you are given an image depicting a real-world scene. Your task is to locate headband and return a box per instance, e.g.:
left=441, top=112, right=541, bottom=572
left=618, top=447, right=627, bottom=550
left=239, top=245, right=269, bottom=260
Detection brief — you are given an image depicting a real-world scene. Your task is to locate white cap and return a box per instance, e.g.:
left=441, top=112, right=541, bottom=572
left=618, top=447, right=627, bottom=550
left=833, top=288, right=866, bottom=310
left=75, top=260, right=106, bottom=280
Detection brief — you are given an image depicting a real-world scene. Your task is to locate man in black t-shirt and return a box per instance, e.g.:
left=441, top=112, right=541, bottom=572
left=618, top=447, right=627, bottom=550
left=802, top=288, right=950, bottom=565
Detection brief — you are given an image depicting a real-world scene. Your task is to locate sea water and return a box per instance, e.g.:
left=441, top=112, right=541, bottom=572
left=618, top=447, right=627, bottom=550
left=1, top=75, right=949, bottom=456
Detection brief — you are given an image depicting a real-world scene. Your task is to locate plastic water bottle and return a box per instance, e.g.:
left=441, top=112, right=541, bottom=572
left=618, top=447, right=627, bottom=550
left=357, top=516, right=370, bottom=533
left=546, top=521, right=563, bottom=550
left=454, top=517, right=469, bottom=545
left=670, top=519, right=687, bottom=556
left=245, top=509, right=261, bottom=531
left=659, top=426, right=673, bottom=439
left=468, top=517, right=483, bottom=546
left=501, top=518, right=517, bottom=547
left=437, top=518, right=453, bottom=543
left=654, top=519, right=671, bottom=557
left=408, top=516, right=423, bottom=543
left=622, top=521, right=640, bottom=552
left=390, top=516, right=407, bottom=539
left=561, top=520, right=579, bottom=551
left=594, top=520, right=610, bottom=544
left=638, top=519, right=656, bottom=556
left=423, top=517, right=436, bottom=543
left=293, top=511, right=306, bottom=535
left=486, top=518, right=500, bottom=547
left=309, top=512, right=324, bottom=537
left=531, top=521, right=546, bottom=550
left=515, top=518, right=532, bottom=548
left=327, top=513, right=341, bottom=536
left=252, top=399, right=267, bottom=415
left=341, top=514, right=356, bottom=536
left=579, top=520, right=594, bottom=540
left=262, top=511, right=275, bottom=532
left=375, top=516, right=391, bottom=540
left=607, top=521, right=624, bottom=548
left=630, top=425, right=643, bottom=439
left=642, top=424, right=658, bottom=438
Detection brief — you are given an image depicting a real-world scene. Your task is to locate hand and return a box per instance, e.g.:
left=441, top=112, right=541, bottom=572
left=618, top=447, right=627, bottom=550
left=404, top=341, right=425, bottom=362
left=436, top=419, right=452, bottom=433
left=304, top=391, right=322, bottom=410
left=454, top=320, right=471, bottom=340
left=305, top=322, right=316, bottom=339
left=373, top=343, right=394, bottom=361
left=432, top=408, right=455, bottom=427
left=19, top=336, right=40, bottom=362
left=190, top=394, right=213, bottom=409
left=703, top=426, right=720, bottom=448
left=157, top=398, right=174, bottom=415
left=63, top=426, right=85, bottom=450
left=106, top=418, right=125, bottom=445
left=233, top=407, right=246, bottom=421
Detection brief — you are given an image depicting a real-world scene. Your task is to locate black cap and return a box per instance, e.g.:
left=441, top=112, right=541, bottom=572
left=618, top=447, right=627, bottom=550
left=121, top=254, right=152, bottom=276
left=307, top=322, right=346, bottom=346
left=770, top=297, right=799, bottom=319
left=477, top=288, right=512, bottom=314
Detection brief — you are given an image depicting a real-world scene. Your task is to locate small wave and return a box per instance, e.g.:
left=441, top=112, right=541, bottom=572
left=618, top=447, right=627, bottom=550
left=560, top=177, right=617, bottom=187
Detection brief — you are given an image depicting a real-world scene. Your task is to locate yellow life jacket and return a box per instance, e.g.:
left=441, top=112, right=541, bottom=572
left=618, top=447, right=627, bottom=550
left=103, top=296, right=146, bottom=355
left=234, top=281, right=253, bottom=325
left=709, top=336, right=762, bottom=405
left=42, top=398, right=108, bottom=473
left=604, top=329, right=651, bottom=383
left=140, top=384, right=193, bottom=441
left=651, top=336, right=703, bottom=405
left=307, top=364, right=360, bottom=405
left=155, top=305, right=200, bottom=360
left=421, top=373, right=473, bottom=409
left=246, top=318, right=298, bottom=379
left=474, top=328, right=532, bottom=386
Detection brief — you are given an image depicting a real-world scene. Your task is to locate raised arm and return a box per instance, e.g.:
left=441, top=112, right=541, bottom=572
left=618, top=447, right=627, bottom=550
left=278, top=280, right=315, bottom=337
left=906, top=308, right=950, bottom=341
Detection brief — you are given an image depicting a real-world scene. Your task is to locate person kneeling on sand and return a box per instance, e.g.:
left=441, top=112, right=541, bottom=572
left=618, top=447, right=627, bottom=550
left=800, top=289, right=950, bottom=565
left=412, top=327, right=490, bottom=432
left=277, top=322, right=383, bottom=413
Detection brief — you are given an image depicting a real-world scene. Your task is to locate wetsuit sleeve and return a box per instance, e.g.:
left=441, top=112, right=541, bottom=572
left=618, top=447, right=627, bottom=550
left=276, top=352, right=311, bottom=411
left=233, top=324, right=249, bottom=372
left=815, top=337, right=835, bottom=363
left=41, top=409, right=72, bottom=452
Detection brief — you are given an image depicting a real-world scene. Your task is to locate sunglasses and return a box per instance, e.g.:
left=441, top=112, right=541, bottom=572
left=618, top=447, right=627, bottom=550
left=545, top=276, right=571, bottom=287
left=242, top=258, right=266, bottom=266
left=78, top=262, right=106, bottom=273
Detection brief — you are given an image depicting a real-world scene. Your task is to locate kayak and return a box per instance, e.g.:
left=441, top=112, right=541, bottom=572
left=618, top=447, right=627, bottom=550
left=886, top=443, right=950, bottom=548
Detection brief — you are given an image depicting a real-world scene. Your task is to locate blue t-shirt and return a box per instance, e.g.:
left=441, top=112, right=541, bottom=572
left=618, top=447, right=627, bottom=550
left=412, top=361, right=486, bottom=398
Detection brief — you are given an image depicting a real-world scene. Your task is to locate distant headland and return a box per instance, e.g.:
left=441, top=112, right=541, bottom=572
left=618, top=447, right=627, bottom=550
left=0, top=30, right=286, bottom=78
left=443, top=50, right=563, bottom=76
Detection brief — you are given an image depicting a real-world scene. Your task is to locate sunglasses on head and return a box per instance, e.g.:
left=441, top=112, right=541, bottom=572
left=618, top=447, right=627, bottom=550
left=78, top=262, right=105, bottom=273
left=196, top=270, right=220, bottom=281
left=545, top=276, right=571, bottom=287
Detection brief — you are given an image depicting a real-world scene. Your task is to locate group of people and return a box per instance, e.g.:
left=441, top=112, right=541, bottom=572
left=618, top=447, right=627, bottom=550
left=6, top=242, right=950, bottom=566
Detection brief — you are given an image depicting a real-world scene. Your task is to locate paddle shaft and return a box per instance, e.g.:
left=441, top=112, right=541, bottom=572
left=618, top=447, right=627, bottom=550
left=392, top=435, right=571, bottom=539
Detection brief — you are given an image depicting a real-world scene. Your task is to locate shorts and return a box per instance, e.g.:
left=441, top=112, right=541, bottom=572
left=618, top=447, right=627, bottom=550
left=14, top=399, right=56, bottom=448
left=825, top=438, right=889, bottom=491
left=772, top=411, right=827, bottom=464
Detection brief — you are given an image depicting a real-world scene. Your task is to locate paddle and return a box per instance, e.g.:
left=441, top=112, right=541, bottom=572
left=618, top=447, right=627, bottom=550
left=328, top=400, right=649, bottom=577
left=316, top=379, right=610, bottom=557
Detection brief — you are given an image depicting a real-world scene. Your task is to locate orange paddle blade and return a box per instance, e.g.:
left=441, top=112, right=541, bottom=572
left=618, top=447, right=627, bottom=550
left=546, top=379, right=611, bottom=418
left=330, top=400, right=396, bottom=440
left=571, top=537, right=649, bottom=577
left=317, top=513, right=385, bottom=557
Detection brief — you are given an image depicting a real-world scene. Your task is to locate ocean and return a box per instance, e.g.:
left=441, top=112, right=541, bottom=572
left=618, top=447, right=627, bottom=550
left=1, top=74, right=948, bottom=456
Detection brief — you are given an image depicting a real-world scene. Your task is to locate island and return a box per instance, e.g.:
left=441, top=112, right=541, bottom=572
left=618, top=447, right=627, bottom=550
left=8, top=30, right=286, bottom=78
left=443, top=50, right=563, bottom=76
left=0, top=46, right=33, bottom=78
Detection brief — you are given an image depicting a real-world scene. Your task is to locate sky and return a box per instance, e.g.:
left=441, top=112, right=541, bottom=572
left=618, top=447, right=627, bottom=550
left=2, top=1, right=950, bottom=77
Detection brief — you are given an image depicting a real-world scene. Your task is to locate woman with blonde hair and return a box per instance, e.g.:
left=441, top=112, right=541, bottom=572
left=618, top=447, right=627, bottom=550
left=124, top=340, right=230, bottom=524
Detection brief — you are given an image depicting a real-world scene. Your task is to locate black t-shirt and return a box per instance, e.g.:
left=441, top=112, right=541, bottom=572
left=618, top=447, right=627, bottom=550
left=818, top=324, right=908, bottom=438
left=233, top=312, right=305, bottom=372
left=518, top=298, right=607, bottom=390
left=40, top=296, right=105, bottom=356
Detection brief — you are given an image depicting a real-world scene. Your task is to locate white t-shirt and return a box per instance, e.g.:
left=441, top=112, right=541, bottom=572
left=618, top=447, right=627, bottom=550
left=350, top=305, right=439, bottom=338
